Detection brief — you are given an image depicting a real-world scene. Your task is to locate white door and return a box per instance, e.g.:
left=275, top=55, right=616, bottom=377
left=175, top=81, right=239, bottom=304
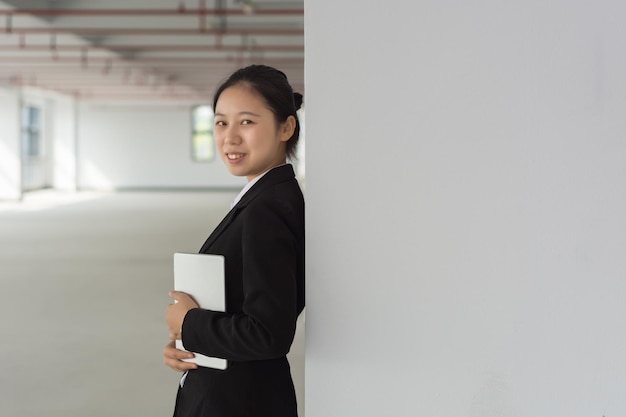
left=21, top=105, right=47, bottom=191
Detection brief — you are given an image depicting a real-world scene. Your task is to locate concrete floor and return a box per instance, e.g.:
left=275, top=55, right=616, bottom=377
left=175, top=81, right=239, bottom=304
left=0, top=190, right=305, bottom=417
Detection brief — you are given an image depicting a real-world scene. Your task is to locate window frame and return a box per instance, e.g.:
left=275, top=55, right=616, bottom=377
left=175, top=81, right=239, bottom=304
left=190, top=104, right=216, bottom=163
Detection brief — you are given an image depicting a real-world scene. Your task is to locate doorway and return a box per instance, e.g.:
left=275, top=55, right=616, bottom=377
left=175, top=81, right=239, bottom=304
left=21, top=103, right=48, bottom=191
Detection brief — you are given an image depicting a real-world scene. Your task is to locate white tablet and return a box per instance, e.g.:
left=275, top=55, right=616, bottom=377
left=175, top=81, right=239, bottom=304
left=173, top=252, right=227, bottom=370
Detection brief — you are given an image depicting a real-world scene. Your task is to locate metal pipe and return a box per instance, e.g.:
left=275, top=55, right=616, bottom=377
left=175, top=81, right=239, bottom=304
left=81, top=47, right=88, bottom=68
left=0, top=4, right=304, bottom=102
left=0, top=44, right=303, bottom=52
left=3, top=28, right=303, bottom=36
left=0, top=8, right=303, bottom=16
left=0, top=57, right=303, bottom=64
left=199, top=0, right=206, bottom=32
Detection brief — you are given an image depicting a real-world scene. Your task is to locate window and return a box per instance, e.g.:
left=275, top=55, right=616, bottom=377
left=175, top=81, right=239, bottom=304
left=21, top=105, right=42, bottom=158
left=191, top=105, right=215, bottom=162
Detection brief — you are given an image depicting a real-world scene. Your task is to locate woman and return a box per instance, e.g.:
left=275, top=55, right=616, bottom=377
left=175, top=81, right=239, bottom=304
left=164, top=65, right=305, bottom=417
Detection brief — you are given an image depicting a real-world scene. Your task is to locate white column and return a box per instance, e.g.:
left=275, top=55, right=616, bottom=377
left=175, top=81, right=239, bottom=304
left=306, top=1, right=626, bottom=416
left=50, top=96, right=78, bottom=191
left=0, top=89, right=22, bottom=200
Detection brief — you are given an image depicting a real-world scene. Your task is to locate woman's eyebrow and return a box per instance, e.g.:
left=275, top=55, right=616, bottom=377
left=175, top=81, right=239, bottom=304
left=214, top=111, right=262, bottom=117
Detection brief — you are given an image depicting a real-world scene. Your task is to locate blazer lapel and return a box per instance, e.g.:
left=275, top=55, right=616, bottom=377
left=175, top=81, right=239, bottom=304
left=198, top=207, right=236, bottom=252
left=198, top=164, right=295, bottom=253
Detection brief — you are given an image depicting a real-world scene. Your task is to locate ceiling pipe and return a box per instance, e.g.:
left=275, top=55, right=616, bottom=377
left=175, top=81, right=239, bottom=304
left=2, top=70, right=301, bottom=81
left=4, top=72, right=300, bottom=82
left=198, top=0, right=207, bottom=32
left=0, top=8, right=303, bottom=17
left=81, top=47, right=88, bottom=68
left=0, top=5, right=304, bottom=101
left=216, top=0, right=227, bottom=43
left=0, top=81, right=274, bottom=91
left=3, top=28, right=303, bottom=36
left=0, top=73, right=296, bottom=86
left=0, top=44, right=303, bottom=52
left=0, top=57, right=303, bottom=65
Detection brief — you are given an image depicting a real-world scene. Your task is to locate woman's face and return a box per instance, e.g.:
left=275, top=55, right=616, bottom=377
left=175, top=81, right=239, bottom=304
left=214, top=85, right=294, bottom=182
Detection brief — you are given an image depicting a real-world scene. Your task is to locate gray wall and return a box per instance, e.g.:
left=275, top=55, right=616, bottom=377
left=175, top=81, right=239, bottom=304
left=305, top=2, right=626, bottom=416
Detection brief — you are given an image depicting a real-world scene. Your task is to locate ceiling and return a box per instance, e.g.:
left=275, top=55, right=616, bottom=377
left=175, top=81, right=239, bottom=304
left=0, top=0, right=304, bottom=104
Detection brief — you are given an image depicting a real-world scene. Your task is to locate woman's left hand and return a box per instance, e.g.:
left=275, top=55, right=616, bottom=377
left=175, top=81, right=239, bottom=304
left=166, top=291, right=199, bottom=340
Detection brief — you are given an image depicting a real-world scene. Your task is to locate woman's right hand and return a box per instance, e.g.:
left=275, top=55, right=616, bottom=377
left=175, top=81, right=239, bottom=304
left=163, top=340, right=199, bottom=372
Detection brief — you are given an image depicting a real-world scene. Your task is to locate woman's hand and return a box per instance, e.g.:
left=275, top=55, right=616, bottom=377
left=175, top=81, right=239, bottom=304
left=163, top=340, right=198, bottom=372
left=166, top=290, right=199, bottom=340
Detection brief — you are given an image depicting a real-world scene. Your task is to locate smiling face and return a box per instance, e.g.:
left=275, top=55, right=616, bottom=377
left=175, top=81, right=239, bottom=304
left=214, top=85, right=295, bottom=182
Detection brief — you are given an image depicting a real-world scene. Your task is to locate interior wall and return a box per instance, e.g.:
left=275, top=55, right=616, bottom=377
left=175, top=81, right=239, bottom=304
left=77, top=104, right=244, bottom=190
left=305, top=1, right=626, bottom=416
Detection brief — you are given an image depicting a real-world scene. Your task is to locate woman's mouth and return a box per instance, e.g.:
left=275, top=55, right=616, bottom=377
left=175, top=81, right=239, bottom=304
left=226, top=153, right=245, bottom=161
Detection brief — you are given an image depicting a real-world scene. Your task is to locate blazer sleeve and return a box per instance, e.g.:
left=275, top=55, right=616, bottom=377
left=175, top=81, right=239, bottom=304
left=181, top=195, right=300, bottom=361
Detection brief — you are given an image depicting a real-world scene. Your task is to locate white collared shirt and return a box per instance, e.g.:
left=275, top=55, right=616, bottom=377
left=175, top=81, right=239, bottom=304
left=230, top=164, right=285, bottom=209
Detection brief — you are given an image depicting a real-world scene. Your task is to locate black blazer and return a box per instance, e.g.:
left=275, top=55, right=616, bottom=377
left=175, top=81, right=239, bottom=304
left=174, top=164, right=305, bottom=417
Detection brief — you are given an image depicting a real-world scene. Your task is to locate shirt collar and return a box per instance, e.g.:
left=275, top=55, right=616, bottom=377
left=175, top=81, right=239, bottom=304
left=230, top=164, right=286, bottom=209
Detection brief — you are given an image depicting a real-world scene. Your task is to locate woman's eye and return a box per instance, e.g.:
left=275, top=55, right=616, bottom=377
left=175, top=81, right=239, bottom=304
left=241, top=119, right=253, bottom=125
left=215, top=120, right=226, bottom=127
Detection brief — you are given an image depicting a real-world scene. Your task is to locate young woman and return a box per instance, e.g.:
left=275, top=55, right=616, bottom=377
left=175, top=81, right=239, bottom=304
left=164, top=65, right=305, bottom=417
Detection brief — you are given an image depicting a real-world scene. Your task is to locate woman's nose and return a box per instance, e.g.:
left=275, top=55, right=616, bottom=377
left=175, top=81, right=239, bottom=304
left=223, top=128, right=241, bottom=145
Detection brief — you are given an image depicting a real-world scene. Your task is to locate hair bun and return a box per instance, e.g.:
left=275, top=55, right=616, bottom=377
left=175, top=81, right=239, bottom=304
left=293, top=92, right=303, bottom=111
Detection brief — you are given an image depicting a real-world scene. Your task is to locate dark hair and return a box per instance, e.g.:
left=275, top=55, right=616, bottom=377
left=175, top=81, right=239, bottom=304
left=212, top=65, right=303, bottom=159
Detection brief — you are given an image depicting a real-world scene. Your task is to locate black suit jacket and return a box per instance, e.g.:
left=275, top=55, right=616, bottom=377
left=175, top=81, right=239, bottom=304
left=174, top=164, right=304, bottom=417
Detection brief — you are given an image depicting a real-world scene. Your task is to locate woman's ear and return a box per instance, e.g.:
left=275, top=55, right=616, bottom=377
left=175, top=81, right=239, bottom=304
left=279, top=115, right=297, bottom=142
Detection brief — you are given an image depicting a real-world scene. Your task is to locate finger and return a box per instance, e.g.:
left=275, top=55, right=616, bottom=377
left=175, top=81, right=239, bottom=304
left=163, top=342, right=194, bottom=359
left=163, top=344, right=198, bottom=371
left=164, top=356, right=198, bottom=372
left=163, top=350, right=198, bottom=369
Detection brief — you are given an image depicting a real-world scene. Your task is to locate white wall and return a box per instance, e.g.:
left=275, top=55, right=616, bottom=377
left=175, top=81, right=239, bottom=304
left=0, top=89, right=21, bottom=200
left=305, top=2, right=626, bottom=416
left=77, top=104, right=244, bottom=189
